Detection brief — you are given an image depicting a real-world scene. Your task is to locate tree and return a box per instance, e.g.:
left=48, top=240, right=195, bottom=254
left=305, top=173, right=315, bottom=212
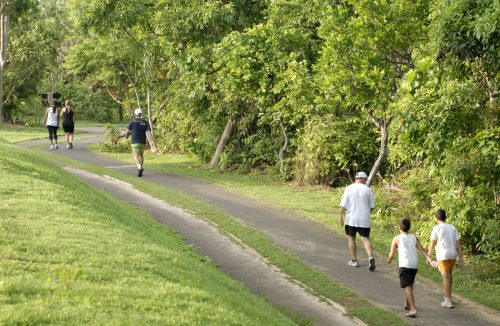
left=316, top=0, right=430, bottom=185
left=431, top=0, right=499, bottom=108
left=0, top=0, right=58, bottom=123
left=210, top=0, right=327, bottom=171
left=388, top=0, right=500, bottom=256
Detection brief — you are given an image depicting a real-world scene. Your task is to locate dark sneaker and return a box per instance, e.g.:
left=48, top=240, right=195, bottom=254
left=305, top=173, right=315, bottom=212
left=70, top=143, right=73, bottom=149
left=369, top=257, right=376, bottom=271
left=138, top=168, right=143, bottom=177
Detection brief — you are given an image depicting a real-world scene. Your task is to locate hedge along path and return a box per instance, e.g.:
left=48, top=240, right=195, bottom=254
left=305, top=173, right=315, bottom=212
left=18, top=128, right=499, bottom=326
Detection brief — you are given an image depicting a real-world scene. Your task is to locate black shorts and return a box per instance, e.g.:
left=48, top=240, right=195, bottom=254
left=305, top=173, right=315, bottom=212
left=399, top=267, right=418, bottom=288
left=63, top=121, right=74, bottom=133
left=345, top=225, right=370, bottom=238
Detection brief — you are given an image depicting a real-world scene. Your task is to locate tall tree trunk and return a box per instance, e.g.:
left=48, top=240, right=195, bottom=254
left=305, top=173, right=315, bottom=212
left=0, top=56, right=4, bottom=123
left=0, top=3, right=9, bottom=123
left=146, top=86, right=155, bottom=145
left=210, top=118, right=234, bottom=168
left=118, top=60, right=141, bottom=109
left=367, top=112, right=392, bottom=187
left=278, top=123, right=289, bottom=162
left=105, top=86, right=125, bottom=121
left=144, top=55, right=155, bottom=144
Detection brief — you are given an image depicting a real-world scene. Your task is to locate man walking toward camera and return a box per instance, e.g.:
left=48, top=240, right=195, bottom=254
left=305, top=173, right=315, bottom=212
left=339, top=171, right=376, bottom=271
left=124, top=108, right=156, bottom=177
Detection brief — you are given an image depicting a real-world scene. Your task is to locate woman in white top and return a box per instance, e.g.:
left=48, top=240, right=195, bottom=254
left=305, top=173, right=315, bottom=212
left=43, top=104, right=59, bottom=150
left=388, top=218, right=434, bottom=318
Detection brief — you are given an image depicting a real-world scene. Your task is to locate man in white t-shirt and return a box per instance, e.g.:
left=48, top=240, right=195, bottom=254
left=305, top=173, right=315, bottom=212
left=428, top=209, right=464, bottom=308
left=339, top=171, right=376, bottom=271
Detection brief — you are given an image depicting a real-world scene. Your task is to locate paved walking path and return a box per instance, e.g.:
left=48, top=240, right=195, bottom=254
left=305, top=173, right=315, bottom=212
left=18, top=128, right=500, bottom=326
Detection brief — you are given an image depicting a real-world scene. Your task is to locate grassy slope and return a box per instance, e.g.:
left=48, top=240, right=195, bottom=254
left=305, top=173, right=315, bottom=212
left=40, top=147, right=406, bottom=326
left=0, top=124, right=90, bottom=143
left=0, top=124, right=47, bottom=142
left=93, top=149, right=499, bottom=311
left=0, top=140, right=297, bottom=325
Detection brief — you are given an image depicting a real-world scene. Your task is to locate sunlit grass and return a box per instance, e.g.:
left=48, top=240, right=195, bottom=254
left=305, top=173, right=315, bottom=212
left=90, top=145, right=500, bottom=311
left=0, top=124, right=48, bottom=142
left=0, top=124, right=91, bottom=143
left=65, top=145, right=406, bottom=325
left=0, top=141, right=298, bottom=325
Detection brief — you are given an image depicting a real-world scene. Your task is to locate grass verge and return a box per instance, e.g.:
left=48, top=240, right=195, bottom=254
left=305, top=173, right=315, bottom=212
left=40, top=147, right=406, bottom=326
left=0, top=140, right=299, bottom=325
left=89, top=146, right=499, bottom=311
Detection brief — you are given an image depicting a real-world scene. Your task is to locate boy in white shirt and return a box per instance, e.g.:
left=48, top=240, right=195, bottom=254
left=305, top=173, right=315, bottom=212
left=428, top=209, right=464, bottom=308
left=388, top=218, right=434, bottom=318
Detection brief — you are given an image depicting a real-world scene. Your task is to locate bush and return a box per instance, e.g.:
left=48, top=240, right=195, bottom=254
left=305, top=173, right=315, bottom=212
left=100, top=138, right=130, bottom=153
left=100, top=124, right=130, bottom=153
left=294, top=115, right=378, bottom=186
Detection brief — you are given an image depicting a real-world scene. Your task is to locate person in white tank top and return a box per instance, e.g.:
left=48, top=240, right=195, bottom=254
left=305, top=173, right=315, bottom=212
left=388, top=218, right=434, bottom=318
left=43, top=104, right=59, bottom=149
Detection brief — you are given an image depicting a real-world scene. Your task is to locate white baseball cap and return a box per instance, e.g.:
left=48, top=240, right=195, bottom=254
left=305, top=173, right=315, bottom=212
left=134, top=108, right=142, bottom=116
left=355, top=171, right=368, bottom=179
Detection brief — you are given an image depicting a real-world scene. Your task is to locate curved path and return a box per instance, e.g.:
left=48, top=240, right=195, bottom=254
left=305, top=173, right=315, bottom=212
left=19, top=128, right=499, bottom=326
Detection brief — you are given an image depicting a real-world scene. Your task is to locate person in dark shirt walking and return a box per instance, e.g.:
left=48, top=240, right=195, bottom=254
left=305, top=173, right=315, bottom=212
left=60, top=100, right=75, bottom=149
left=124, top=108, right=156, bottom=177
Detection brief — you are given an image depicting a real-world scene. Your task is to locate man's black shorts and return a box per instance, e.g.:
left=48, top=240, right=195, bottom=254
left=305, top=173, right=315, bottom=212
left=345, top=225, right=370, bottom=238
left=399, top=267, right=418, bottom=288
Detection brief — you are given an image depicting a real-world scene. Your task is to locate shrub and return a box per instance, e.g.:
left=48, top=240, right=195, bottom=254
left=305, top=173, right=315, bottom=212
left=100, top=124, right=130, bottom=153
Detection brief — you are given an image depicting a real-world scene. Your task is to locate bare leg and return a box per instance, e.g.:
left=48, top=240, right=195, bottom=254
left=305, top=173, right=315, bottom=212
left=138, top=153, right=144, bottom=167
left=69, top=133, right=73, bottom=143
left=347, top=235, right=357, bottom=260
left=405, top=285, right=416, bottom=314
left=132, top=152, right=142, bottom=168
left=361, top=236, right=373, bottom=258
left=442, top=270, right=453, bottom=301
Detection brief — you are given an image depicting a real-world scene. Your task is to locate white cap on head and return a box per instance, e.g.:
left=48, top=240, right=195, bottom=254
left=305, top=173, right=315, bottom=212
left=355, top=171, right=368, bottom=179
left=134, top=108, right=142, bottom=116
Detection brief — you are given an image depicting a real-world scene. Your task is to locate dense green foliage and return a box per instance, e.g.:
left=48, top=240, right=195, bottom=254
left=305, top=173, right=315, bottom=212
left=2, top=1, right=499, bottom=257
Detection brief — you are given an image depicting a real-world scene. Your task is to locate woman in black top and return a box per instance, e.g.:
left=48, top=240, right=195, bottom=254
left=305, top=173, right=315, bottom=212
left=60, top=100, right=75, bottom=149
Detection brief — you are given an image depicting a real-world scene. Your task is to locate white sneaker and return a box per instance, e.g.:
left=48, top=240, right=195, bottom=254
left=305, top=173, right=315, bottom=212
left=66, top=144, right=70, bottom=149
left=348, top=259, right=359, bottom=267
left=50, top=145, right=54, bottom=150
left=441, top=300, right=454, bottom=308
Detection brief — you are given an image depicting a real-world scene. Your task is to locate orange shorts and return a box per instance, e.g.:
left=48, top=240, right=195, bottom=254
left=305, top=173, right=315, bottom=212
left=437, top=259, right=456, bottom=272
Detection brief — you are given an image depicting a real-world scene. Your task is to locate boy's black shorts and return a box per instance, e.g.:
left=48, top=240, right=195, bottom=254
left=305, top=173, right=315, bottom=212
left=399, top=267, right=418, bottom=288
left=345, top=225, right=370, bottom=238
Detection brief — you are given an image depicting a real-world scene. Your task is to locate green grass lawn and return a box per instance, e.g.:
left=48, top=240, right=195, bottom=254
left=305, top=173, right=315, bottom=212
left=0, top=124, right=48, bottom=142
left=91, top=147, right=500, bottom=311
left=0, top=140, right=299, bottom=325
left=78, top=120, right=127, bottom=127
left=35, top=147, right=405, bottom=326
left=3, top=125, right=497, bottom=323
left=0, top=124, right=92, bottom=144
